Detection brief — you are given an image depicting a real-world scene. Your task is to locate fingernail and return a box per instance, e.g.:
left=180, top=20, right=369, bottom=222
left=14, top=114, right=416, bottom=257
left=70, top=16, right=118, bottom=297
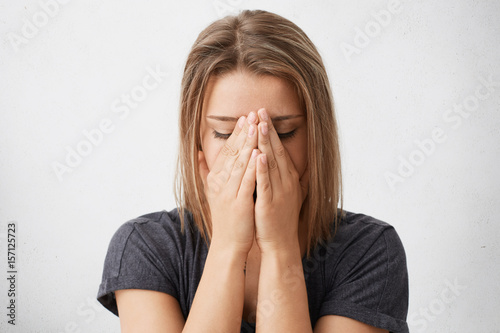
left=251, top=149, right=258, bottom=160
left=261, top=154, right=267, bottom=165
left=238, top=116, right=246, bottom=128
left=248, top=124, right=255, bottom=137
left=247, top=112, right=256, bottom=124
left=259, top=108, right=268, bottom=121
left=260, top=122, right=268, bottom=135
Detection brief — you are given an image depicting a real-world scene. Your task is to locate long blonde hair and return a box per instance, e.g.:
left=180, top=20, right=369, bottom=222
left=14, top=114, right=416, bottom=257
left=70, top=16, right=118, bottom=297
left=174, top=9, right=342, bottom=256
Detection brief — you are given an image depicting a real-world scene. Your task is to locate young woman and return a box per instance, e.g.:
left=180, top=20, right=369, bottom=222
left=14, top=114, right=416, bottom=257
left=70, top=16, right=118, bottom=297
left=97, top=9, right=409, bottom=333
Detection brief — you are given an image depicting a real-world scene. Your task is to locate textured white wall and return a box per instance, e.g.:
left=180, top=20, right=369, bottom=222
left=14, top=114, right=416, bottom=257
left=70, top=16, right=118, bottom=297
left=0, top=0, right=498, bottom=332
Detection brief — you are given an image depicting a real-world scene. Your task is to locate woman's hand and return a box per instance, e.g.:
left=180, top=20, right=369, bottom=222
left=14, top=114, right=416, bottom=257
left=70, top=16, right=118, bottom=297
left=198, top=112, right=260, bottom=255
left=254, top=108, right=309, bottom=254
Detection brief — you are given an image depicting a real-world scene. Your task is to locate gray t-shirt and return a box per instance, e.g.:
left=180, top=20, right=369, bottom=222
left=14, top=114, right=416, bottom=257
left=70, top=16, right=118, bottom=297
left=97, top=208, right=409, bottom=332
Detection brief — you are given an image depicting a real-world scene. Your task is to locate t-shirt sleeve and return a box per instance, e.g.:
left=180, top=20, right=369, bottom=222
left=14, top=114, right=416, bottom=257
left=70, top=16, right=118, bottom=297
left=97, top=217, right=181, bottom=316
left=320, top=226, right=409, bottom=333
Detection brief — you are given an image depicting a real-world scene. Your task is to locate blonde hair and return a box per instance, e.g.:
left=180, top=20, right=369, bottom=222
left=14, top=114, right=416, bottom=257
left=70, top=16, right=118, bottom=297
left=174, top=9, right=342, bottom=256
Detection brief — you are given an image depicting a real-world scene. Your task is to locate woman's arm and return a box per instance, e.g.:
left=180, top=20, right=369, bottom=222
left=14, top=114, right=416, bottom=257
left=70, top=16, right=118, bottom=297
left=256, top=242, right=312, bottom=332
left=115, top=289, right=185, bottom=333
left=255, top=246, right=390, bottom=333
left=183, top=242, right=247, bottom=332
left=253, top=109, right=390, bottom=332
left=115, top=244, right=247, bottom=333
left=183, top=112, right=260, bottom=332
left=117, top=113, right=259, bottom=332
left=253, top=108, right=312, bottom=332
left=314, top=316, right=389, bottom=333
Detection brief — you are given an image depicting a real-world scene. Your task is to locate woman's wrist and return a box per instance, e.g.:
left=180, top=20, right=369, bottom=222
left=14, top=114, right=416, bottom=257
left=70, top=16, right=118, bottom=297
left=258, top=238, right=302, bottom=259
left=209, top=237, right=251, bottom=261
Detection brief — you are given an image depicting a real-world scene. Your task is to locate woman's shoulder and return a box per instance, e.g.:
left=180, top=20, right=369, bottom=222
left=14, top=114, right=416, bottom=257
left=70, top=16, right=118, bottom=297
left=112, top=207, right=199, bottom=239
left=98, top=208, right=205, bottom=316
left=339, top=209, right=396, bottom=228
left=331, top=209, right=404, bottom=247
left=315, top=209, right=408, bottom=282
left=310, top=209, right=407, bottom=278
left=116, top=208, right=188, bottom=228
left=106, top=208, right=206, bottom=262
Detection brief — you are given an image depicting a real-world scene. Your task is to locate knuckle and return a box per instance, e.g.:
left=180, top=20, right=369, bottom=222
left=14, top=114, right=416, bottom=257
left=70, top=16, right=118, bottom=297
left=260, top=181, right=271, bottom=193
left=221, top=145, right=231, bottom=156
left=260, top=137, right=270, bottom=145
left=221, top=144, right=239, bottom=156
left=233, top=160, right=245, bottom=171
left=275, top=145, right=286, bottom=158
left=268, top=158, right=278, bottom=170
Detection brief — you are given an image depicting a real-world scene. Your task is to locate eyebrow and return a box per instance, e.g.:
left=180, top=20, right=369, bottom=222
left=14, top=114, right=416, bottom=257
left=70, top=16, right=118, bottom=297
left=206, top=114, right=304, bottom=122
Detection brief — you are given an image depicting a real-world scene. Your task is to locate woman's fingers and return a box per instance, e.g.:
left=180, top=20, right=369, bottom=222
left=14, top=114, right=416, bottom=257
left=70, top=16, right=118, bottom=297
left=227, top=117, right=259, bottom=193
left=201, top=113, right=258, bottom=255
left=257, top=119, right=280, bottom=193
left=257, top=108, right=290, bottom=181
left=210, top=115, right=247, bottom=176
left=202, top=111, right=259, bottom=199
left=256, top=153, right=272, bottom=202
left=238, top=148, right=259, bottom=198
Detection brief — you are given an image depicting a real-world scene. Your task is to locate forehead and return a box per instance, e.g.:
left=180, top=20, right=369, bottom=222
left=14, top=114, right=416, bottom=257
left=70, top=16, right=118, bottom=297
left=202, top=70, right=303, bottom=119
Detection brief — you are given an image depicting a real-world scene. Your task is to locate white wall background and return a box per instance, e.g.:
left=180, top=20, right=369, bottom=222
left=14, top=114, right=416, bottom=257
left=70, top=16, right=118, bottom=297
left=1, top=0, right=499, bottom=332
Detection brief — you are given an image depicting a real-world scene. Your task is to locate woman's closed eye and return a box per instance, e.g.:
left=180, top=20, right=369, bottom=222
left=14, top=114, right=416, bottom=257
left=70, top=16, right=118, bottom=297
left=212, top=129, right=297, bottom=141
